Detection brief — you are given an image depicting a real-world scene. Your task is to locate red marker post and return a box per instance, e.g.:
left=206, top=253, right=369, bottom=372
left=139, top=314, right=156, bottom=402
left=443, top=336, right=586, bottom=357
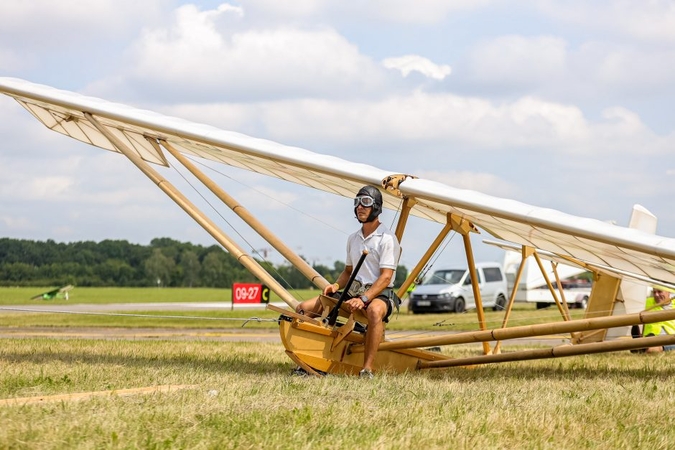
left=231, top=283, right=270, bottom=310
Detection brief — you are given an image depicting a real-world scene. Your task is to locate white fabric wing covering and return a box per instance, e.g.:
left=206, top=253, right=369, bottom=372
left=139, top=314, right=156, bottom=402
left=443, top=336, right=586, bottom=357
left=2, top=77, right=675, bottom=285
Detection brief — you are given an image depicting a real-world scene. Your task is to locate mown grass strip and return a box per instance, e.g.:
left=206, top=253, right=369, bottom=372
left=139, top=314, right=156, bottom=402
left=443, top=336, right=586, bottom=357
left=2, top=286, right=588, bottom=331
left=2, top=337, right=675, bottom=449
left=0, top=384, right=198, bottom=406
left=0, top=286, right=318, bottom=305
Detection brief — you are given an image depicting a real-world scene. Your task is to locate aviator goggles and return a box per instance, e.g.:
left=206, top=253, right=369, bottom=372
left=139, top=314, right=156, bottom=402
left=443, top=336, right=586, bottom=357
left=354, top=195, right=375, bottom=208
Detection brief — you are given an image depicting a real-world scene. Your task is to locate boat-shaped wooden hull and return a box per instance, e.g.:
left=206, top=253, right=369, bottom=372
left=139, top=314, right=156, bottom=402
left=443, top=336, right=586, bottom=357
left=277, top=314, right=449, bottom=375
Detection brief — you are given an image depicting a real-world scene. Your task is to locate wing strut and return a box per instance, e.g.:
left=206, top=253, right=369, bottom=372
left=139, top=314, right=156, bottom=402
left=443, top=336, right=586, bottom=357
left=493, top=247, right=579, bottom=354
left=83, top=112, right=300, bottom=309
left=419, top=334, right=675, bottom=369
left=158, top=139, right=329, bottom=291
left=382, top=174, right=417, bottom=245
left=348, top=306, right=675, bottom=354
left=395, top=212, right=453, bottom=299
left=533, top=252, right=572, bottom=321
left=447, top=214, right=492, bottom=355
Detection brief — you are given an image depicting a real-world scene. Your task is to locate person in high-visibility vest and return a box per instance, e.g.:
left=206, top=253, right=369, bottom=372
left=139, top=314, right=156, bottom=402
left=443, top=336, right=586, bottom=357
left=632, top=287, right=675, bottom=353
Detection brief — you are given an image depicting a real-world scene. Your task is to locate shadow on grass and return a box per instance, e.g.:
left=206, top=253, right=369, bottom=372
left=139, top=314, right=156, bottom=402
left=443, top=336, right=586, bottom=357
left=0, top=347, right=291, bottom=377
left=431, top=356, right=675, bottom=382
left=4, top=345, right=675, bottom=382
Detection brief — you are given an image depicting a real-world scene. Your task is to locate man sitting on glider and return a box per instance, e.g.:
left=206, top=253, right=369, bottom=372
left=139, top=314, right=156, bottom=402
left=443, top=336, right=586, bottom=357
left=296, top=185, right=401, bottom=378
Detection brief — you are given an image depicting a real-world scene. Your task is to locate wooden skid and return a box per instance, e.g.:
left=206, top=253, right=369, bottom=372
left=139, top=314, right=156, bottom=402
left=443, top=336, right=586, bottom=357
left=278, top=317, right=449, bottom=375
left=419, top=333, right=675, bottom=369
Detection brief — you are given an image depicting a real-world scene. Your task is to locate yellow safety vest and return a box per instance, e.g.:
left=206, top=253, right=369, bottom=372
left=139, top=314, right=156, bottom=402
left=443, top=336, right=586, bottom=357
left=643, top=296, right=675, bottom=336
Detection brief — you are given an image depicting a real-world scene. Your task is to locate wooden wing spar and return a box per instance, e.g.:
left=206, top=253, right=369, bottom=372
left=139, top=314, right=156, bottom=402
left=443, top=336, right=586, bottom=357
left=3, top=77, right=675, bottom=374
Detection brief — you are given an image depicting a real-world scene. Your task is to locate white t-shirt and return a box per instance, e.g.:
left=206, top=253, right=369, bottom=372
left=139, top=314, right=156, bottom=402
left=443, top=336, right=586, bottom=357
left=345, top=223, right=400, bottom=287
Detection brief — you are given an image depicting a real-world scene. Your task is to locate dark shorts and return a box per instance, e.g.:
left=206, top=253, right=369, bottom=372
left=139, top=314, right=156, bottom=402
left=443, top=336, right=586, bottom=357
left=332, top=289, right=399, bottom=323
left=374, top=294, right=396, bottom=323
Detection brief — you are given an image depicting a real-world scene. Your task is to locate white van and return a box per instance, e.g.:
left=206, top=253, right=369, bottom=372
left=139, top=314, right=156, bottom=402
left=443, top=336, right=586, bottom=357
left=408, top=262, right=508, bottom=314
left=502, top=249, right=591, bottom=309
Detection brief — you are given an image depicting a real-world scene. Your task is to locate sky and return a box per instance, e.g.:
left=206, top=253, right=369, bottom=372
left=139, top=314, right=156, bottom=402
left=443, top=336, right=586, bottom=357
left=1, top=0, right=675, bottom=273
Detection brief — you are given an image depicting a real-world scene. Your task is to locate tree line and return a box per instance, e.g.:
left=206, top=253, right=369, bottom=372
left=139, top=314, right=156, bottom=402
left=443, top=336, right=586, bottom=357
left=0, top=238, right=408, bottom=289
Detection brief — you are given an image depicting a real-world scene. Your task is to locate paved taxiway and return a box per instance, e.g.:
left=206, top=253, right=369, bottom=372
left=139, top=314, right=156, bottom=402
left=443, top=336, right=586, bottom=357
left=0, top=302, right=576, bottom=346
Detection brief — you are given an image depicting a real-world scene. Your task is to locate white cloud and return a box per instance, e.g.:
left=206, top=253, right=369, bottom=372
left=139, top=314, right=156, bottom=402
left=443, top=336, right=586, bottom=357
left=467, top=35, right=567, bottom=87
left=461, top=33, right=675, bottom=105
left=3, top=0, right=675, bottom=253
left=0, top=0, right=165, bottom=48
left=206, top=3, right=245, bottom=18
left=238, top=0, right=492, bottom=24
left=236, top=0, right=323, bottom=18
left=163, top=90, right=673, bottom=162
left=383, top=55, right=452, bottom=80
left=237, top=185, right=299, bottom=211
left=363, top=0, right=493, bottom=24
left=575, top=42, right=675, bottom=92
left=237, top=92, right=592, bottom=152
left=537, top=0, right=675, bottom=42
left=0, top=155, right=76, bottom=202
left=599, top=107, right=645, bottom=136
left=0, top=215, right=34, bottom=232
left=24, top=177, right=75, bottom=201
left=90, top=4, right=386, bottom=101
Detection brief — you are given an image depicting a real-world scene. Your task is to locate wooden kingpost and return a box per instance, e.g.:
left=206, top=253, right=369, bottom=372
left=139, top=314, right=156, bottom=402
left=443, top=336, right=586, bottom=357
left=393, top=196, right=416, bottom=245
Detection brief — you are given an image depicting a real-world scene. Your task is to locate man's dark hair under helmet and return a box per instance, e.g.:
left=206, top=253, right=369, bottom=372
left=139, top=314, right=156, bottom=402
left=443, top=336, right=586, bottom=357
left=354, top=185, right=383, bottom=223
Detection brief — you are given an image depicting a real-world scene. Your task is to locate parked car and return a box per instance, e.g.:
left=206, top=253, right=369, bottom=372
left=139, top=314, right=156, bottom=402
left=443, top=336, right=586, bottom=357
left=408, top=262, right=508, bottom=314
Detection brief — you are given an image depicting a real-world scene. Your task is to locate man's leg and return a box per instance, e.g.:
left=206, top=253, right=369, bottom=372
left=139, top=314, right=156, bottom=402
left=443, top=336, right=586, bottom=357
left=295, top=296, right=323, bottom=316
left=362, top=299, right=388, bottom=371
left=641, top=333, right=665, bottom=353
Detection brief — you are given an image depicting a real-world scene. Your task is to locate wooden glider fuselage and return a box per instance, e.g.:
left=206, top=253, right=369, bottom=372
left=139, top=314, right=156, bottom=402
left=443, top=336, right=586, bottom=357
left=269, top=296, right=450, bottom=375
left=3, top=77, right=675, bottom=375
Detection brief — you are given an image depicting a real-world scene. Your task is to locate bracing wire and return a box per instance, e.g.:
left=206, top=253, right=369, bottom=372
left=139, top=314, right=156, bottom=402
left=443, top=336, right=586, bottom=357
left=168, top=153, right=365, bottom=295
left=412, top=231, right=457, bottom=285
left=389, top=197, right=402, bottom=231
left=0, top=307, right=278, bottom=327
left=165, top=157, right=302, bottom=294
left=187, top=156, right=349, bottom=236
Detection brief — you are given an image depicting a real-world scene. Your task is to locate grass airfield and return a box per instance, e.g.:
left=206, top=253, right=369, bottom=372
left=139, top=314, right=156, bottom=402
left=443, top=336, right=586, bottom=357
left=1, top=287, right=674, bottom=449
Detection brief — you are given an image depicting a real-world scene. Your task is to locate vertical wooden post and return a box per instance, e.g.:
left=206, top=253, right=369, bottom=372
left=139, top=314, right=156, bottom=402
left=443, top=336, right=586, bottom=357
left=493, top=246, right=534, bottom=354
left=574, top=272, right=621, bottom=343
left=461, top=232, right=491, bottom=354
left=393, top=196, right=416, bottom=244
left=448, top=214, right=490, bottom=354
